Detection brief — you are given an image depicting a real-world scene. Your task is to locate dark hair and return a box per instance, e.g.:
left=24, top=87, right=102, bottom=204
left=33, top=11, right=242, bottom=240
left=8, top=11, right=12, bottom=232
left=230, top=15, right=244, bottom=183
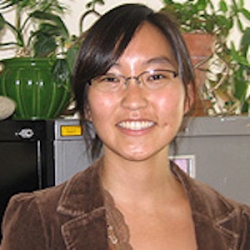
left=73, top=3, right=196, bottom=160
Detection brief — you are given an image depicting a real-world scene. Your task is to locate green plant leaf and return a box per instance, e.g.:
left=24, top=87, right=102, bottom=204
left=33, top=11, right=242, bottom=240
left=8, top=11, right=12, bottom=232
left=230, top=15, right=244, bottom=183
left=0, top=14, right=5, bottom=30
left=219, top=0, right=228, bottom=13
left=33, top=33, right=57, bottom=57
left=0, top=0, right=17, bottom=9
left=0, top=0, right=37, bottom=9
left=30, top=11, right=69, bottom=38
left=239, top=0, right=244, bottom=8
left=36, top=23, right=66, bottom=37
left=241, top=8, right=250, bottom=20
left=234, top=76, right=248, bottom=103
left=230, top=43, right=249, bottom=66
left=66, top=45, right=79, bottom=75
left=52, top=59, right=70, bottom=88
left=162, top=0, right=174, bottom=4
left=240, top=28, right=250, bottom=56
left=241, top=100, right=249, bottom=113
left=197, top=0, right=207, bottom=11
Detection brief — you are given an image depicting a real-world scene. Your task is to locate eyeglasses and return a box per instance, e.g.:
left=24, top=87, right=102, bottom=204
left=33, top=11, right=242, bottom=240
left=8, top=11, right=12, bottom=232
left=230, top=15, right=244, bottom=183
left=89, top=69, right=178, bottom=93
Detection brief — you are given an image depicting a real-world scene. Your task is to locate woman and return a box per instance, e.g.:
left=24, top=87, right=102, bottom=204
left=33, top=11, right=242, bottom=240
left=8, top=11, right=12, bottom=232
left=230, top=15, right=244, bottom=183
left=1, top=4, right=250, bottom=250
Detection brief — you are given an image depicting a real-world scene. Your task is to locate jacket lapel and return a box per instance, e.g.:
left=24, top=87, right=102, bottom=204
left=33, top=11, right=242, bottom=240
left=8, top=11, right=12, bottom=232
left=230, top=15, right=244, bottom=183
left=61, top=207, right=108, bottom=250
left=193, top=210, right=240, bottom=249
left=56, top=159, right=109, bottom=250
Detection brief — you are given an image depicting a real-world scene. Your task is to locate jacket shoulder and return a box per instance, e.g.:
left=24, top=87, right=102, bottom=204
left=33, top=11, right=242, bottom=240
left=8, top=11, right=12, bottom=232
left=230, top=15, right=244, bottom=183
left=1, top=172, right=84, bottom=250
left=173, top=164, right=250, bottom=249
left=194, top=180, right=250, bottom=249
left=172, top=163, right=250, bottom=226
left=1, top=191, right=49, bottom=249
left=190, top=176, right=250, bottom=217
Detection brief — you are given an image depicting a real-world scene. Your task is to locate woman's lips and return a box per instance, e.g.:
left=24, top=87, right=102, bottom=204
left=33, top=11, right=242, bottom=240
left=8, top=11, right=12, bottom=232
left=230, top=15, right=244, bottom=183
left=117, top=120, right=155, bottom=131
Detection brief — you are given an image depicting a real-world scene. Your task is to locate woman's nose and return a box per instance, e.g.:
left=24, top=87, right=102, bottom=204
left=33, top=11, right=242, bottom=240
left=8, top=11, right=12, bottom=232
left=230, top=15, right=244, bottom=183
left=121, top=79, right=148, bottom=110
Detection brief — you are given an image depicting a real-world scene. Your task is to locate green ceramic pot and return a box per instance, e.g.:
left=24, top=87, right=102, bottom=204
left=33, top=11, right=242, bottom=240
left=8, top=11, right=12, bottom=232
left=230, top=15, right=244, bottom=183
left=0, top=57, right=71, bottom=120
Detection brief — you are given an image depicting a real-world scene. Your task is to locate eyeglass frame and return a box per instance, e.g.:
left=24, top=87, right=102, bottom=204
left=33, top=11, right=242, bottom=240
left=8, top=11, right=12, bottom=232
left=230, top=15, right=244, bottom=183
left=89, top=69, right=179, bottom=92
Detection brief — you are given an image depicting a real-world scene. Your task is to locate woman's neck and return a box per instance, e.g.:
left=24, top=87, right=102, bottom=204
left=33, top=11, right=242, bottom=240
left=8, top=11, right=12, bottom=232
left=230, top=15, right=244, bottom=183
left=100, top=152, right=184, bottom=210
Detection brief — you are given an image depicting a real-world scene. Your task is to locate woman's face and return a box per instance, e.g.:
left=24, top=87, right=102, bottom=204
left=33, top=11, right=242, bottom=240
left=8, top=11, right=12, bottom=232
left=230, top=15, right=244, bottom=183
left=87, top=22, right=192, bottom=162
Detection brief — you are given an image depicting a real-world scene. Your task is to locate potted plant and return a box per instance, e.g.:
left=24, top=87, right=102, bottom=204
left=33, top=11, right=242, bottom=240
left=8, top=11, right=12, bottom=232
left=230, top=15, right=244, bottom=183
left=0, top=0, right=73, bottom=119
left=208, top=27, right=250, bottom=115
left=161, top=0, right=250, bottom=116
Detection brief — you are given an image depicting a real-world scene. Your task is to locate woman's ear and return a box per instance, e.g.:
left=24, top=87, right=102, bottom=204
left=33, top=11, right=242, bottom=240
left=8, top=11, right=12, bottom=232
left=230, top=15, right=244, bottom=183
left=84, top=104, right=92, bottom=122
left=184, top=83, right=195, bottom=115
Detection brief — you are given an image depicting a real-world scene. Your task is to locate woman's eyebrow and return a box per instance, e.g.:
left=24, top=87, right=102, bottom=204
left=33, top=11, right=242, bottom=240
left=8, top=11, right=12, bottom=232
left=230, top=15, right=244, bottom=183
left=145, top=56, right=175, bottom=66
left=111, top=56, right=176, bottom=69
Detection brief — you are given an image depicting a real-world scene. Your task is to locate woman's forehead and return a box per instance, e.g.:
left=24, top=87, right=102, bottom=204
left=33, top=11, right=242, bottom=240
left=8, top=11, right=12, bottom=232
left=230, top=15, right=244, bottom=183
left=113, top=23, right=177, bottom=70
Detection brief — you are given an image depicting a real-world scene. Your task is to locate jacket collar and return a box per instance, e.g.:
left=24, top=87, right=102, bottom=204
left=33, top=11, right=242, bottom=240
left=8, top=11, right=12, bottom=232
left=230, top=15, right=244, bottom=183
left=56, top=158, right=241, bottom=250
left=57, top=159, right=104, bottom=216
left=57, top=159, right=108, bottom=249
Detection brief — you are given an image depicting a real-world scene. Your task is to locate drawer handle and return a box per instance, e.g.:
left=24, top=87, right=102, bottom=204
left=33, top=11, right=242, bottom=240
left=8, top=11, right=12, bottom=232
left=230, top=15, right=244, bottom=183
left=16, top=128, right=34, bottom=139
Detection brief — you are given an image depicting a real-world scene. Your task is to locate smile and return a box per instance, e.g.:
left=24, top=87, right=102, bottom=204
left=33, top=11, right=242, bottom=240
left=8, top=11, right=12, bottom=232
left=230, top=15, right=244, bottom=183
left=118, top=121, right=155, bottom=130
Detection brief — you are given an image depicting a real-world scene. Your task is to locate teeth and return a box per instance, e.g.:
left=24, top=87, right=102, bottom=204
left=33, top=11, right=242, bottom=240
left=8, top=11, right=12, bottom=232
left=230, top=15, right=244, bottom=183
left=118, top=121, right=154, bottom=130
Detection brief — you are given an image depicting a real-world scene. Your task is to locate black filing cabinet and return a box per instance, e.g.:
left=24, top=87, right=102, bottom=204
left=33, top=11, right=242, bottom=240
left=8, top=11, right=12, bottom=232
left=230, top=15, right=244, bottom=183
left=0, top=119, right=55, bottom=240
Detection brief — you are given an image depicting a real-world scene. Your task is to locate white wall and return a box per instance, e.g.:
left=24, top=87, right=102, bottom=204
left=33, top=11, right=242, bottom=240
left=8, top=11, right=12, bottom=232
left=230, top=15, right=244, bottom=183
left=66, top=0, right=164, bottom=34
left=0, top=0, right=249, bottom=59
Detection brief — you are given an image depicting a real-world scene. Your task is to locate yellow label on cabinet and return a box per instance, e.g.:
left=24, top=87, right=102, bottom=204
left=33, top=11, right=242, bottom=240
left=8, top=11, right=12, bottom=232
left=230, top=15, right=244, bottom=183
left=61, top=125, right=82, bottom=136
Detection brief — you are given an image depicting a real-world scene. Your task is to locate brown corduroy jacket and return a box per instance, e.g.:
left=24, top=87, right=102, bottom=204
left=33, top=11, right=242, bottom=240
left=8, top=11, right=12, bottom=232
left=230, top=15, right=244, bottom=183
left=1, top=159, right=250, bottom=249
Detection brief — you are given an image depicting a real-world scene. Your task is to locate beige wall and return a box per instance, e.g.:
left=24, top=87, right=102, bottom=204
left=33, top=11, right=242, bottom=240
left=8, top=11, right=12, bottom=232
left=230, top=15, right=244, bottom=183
left=0, top=0, right=249, bottom=59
